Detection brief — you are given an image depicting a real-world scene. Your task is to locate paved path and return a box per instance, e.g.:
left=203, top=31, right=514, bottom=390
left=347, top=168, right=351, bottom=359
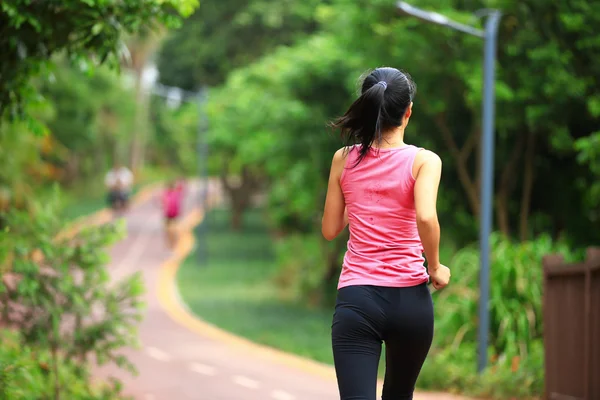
left=94, top=181, right=469, bottom=400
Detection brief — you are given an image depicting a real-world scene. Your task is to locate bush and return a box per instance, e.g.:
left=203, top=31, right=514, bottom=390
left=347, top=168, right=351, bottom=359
left=0, top=191, right=144, bottom=399
left=419, top=339, right=545, bottom=399
left=261, top=227, right=575, bottom=398
left=273, top=234, right=328, bottom=299
left=418, top=233, right=578, bottom=399
left=0, top=330, right=127, bottom=400
left=273, top=233, right=344, bottom=307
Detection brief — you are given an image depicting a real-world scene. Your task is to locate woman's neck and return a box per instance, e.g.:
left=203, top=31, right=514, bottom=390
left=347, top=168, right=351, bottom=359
left=372, top=127, right=406, bottom=149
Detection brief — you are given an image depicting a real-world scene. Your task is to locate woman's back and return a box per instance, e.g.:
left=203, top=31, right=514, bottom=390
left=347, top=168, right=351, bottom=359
left=321, top=67, right=450, bottom=400
left=339, top=144, right=428, bottom=289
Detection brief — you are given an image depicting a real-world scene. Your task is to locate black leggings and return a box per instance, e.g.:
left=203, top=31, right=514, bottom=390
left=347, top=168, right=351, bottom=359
left=331, top=283, right=434, bottom=400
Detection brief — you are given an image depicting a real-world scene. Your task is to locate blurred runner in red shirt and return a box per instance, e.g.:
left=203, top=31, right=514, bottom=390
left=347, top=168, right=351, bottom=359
left=162, top=180, right=184, bottom=249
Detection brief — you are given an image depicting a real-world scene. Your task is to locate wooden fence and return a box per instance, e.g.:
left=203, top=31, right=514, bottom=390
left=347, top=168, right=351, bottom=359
left=543, top=247, right=600, bottom=400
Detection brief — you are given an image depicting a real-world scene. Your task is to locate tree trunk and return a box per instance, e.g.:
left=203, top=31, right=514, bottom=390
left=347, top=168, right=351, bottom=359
left=129, top=69, right=146, bottom=173
left=220, top=165, right=263, bottom=231
left=432, top=111, right=481, bottom=217
left=230, top=197, right=247, bottom=231
left=519, top=131, right=537, bottom=241
left=496, top=196, right=510, bottom=236
left=64, top=155, right=80, bottom=185
left=136, top=91, right=150, bottom=172
left=496, top=134, right=526, bottom=236
left=125, top=31, right=165, bottom=173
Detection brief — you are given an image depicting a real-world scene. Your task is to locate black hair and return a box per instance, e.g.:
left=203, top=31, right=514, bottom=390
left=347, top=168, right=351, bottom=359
left=329, top=67, right=416, bottom=166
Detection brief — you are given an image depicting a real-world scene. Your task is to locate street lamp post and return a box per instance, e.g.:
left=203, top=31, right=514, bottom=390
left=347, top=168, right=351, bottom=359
left=396, top=1, right=502, bottom=373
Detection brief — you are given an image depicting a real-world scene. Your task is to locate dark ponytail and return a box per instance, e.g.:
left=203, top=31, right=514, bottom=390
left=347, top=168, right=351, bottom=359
left=329, top=67, right=416, bottom=166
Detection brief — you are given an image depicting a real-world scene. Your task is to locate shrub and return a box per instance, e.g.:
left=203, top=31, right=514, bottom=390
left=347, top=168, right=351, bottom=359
left=418, top=233, right=578, bottom=399
left=0, top=329, right=128, bottom=400
left=273, top=233, right=344, bottom=306
left=0, top=191, right=144, bottom=399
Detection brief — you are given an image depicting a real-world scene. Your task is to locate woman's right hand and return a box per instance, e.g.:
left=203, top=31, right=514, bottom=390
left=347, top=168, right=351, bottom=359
left=429, top=263, right=451, bottom=290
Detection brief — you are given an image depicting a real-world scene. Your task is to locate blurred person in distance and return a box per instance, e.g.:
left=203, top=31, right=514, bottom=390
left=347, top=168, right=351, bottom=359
left=105, top=162, right=134, bottom=215
left=161, top=179, right=185, bottom=249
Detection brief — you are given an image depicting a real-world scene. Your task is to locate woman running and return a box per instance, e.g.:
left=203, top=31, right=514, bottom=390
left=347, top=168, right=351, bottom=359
left=161, top=180, right=185, bottom=249
left=322, top=67, right=451, bottom=400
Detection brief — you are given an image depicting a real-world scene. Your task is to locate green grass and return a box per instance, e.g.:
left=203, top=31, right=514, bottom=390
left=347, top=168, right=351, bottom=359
left=58, top=183, right=138, bottom=221
left=177, top=208, right=459, bottom=372
left=61, top=195, right=109, bottom=221
left=177, top=208, right=335, bottom=364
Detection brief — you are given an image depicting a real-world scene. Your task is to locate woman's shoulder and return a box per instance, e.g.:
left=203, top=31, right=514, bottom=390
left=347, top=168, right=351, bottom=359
left=332, top=145, right=357, bottom=163
left=413, top=147, right=441, bottom=161
left=413, top=147, right=442, bottom=173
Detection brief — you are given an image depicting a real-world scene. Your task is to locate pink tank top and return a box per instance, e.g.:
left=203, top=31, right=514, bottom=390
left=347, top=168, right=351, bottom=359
left=338, top=145, right=429, bottom=289
left=162, top=189, right=183, bottom=218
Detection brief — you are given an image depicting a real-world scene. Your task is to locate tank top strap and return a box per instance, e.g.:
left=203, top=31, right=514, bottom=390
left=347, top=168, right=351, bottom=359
left=405, top=145, right=423, bottom=181
left=340, top=145, right=360, bottom=183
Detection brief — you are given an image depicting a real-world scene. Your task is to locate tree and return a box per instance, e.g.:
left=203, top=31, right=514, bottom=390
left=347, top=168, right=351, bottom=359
left=206, top=33, right=359, bottom=283
left=322, top=0, right=600, bottom=244
left=156, top=0, right=323, bottom=90
left=123, top=29, right=167, bottom=173
left=202, top=0, right=600, bottom=304
left=147, top=96, right=199, bottom=174
left=155, top=0, right=331, bottom=227
left=0, top=0, right=198, bottom=120
left=40, top=61, right=137, bottom=184
left=0, top=103, right=56, bottom=219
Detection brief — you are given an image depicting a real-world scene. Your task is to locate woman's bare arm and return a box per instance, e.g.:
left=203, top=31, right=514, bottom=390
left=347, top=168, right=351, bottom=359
left=321, top=148, right=348, bottom=241
left=413, top=150, right=443, bottom=270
